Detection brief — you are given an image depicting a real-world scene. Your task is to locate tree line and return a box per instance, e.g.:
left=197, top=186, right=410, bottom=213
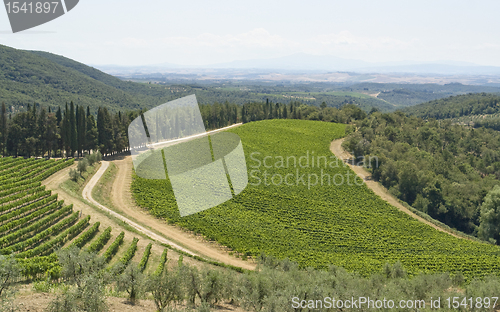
left=0, top=99, right=367, bottom=159
left=0, top=101, right=137, bottom=158
left=2, top=249, right=499, bottom=312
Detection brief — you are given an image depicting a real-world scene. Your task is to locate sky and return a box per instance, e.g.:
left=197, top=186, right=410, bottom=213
left=1, top=0, right=499, bottom=67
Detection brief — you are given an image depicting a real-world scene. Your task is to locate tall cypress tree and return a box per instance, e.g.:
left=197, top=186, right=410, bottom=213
left=76, top=105, right=86, bottom=157
left=38, top=107, right=47, bottom=157
left=62, top=103, right=71, bottom=158
left=85, top=106, right=98, bottom=154
left=69, top=101, right=77, bottom=157
left=55, top=107, right=63, bottom=157
left=97, top=107, right=113, bottom=156
left=0, top=102, right=6, bottom=155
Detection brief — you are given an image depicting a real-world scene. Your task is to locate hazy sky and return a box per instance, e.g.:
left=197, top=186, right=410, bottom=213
left=1, top=0, right=499, bottom=67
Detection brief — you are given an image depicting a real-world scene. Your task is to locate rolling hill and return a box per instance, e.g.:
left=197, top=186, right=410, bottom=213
left=132, top=119, right=500, bottom=279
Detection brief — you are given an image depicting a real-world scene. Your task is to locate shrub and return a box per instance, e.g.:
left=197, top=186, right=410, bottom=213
left=77, top=158, right=88, bottom=176
left=69, top=168, right=79, bottom=182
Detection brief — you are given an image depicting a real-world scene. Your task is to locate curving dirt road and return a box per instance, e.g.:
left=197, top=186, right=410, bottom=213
left=83, top=156, right=256, bottom=270
left=330, top=138, right=465, bottom=239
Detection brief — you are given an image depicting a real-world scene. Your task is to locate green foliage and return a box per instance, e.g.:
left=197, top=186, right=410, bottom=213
left=405, top=92, right=500, bottom=119
left=0, top=255, right=19, bottom=298
left=86, top=227, right=112, bottom=254
left=77, top=158, right=88, bottom=176
left=69, top=222, right=100, bottom=249
left=138, top=243, right=152, bottom=272
left=344, top=110, right=500, bottom=237
left=133, top=119, right=500, bottom=279
left=85, top=152, right=101, bottom=166
left=113, top=238, right=139, bottom=274
left=154, top=249, right=168, bottom=276
left=69, top=168, right=79, bottom=182
left=102, top=232, right=124, bottom=263
left=478, top=185, right=500, bottom=244
left=146, top=265, right=184, bottom=311
left=117, top=263, right=145, bottom=305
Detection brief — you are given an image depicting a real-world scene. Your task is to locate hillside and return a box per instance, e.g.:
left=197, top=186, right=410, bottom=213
left=348, top=83, right=500, bottom=107
left=0, top=45, right=149, bottom=114
left=403, top=92, right=500, bottom=119
left=132, top=119, right=500, bottom=279
left=0, top=45, right=393, bottom=115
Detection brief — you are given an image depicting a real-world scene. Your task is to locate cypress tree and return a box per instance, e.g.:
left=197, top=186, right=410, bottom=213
left=77, top=105, right=86, bottom=157
left=55, top=107, right=63, bottom=157
left=69, top=102, right=77, bottom=157
left=85, top=107, right=98, bottom=154
left=0, top=102, right=6, bottom=155
left=63, top=103, right=71, bottom=158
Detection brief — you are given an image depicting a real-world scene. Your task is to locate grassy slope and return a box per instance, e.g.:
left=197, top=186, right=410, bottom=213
left=132, top=119, right=500, bottom=279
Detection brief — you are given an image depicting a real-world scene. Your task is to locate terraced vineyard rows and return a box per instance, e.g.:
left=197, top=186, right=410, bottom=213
left=132, top=119, right=500, bottom=280
left=0, top=157, right=158, bottom=281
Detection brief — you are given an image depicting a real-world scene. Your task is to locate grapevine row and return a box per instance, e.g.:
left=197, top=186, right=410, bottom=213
left=0, top=159, right=45, bottom=181
left=0, top=157, right=25, bottom=170
left=0, top=204, right=72, bottom=248
left=0, top=185, right=46, bottom=205
left=118, top=237, right=138, bottom=267
left=0, top=199, right=63, bottom=235
left=1, top=212, right=79, bottom=255
left=86, top=227, right=112, bottom=254
left=103, top=231, right=124, bottom=262
left=69, top=222, right=100, bottom=249
left=0, top=182, right=41, bottom=199
left=16, top=215, right=90, bottom=259
left=0, top=190, right=50, bottom=215
left=138, top=243, right=152, bottom=272
left=154, top=248, right=168, bottom=275
left=0, top=191, right=53, bottom=222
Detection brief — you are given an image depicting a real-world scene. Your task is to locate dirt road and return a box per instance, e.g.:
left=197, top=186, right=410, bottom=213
left=105, top=156, right=256, bottom=270
left=330, top=138, right=465, bottom=239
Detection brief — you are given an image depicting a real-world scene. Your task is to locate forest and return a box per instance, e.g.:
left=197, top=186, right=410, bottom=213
left=342, top=110, right=500, bottom=242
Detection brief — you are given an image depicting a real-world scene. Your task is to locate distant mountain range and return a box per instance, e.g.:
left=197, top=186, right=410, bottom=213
left=95, top=53, right=500, bottom=76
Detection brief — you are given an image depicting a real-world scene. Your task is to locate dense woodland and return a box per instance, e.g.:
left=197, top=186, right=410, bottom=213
left=0, top=100, right=366, bottom=159
left=343, top=111, right=500, bottom=242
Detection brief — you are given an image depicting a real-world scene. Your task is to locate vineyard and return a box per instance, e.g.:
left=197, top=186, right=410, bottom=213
left=0, top=157, right=164, bottom=281
left=132, top=119, right=500, bottom=280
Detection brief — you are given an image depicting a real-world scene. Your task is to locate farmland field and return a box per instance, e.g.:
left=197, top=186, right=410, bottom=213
left=132, top=119, right=500, bottom=279
left=0, top=157, right=159, bottom=280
